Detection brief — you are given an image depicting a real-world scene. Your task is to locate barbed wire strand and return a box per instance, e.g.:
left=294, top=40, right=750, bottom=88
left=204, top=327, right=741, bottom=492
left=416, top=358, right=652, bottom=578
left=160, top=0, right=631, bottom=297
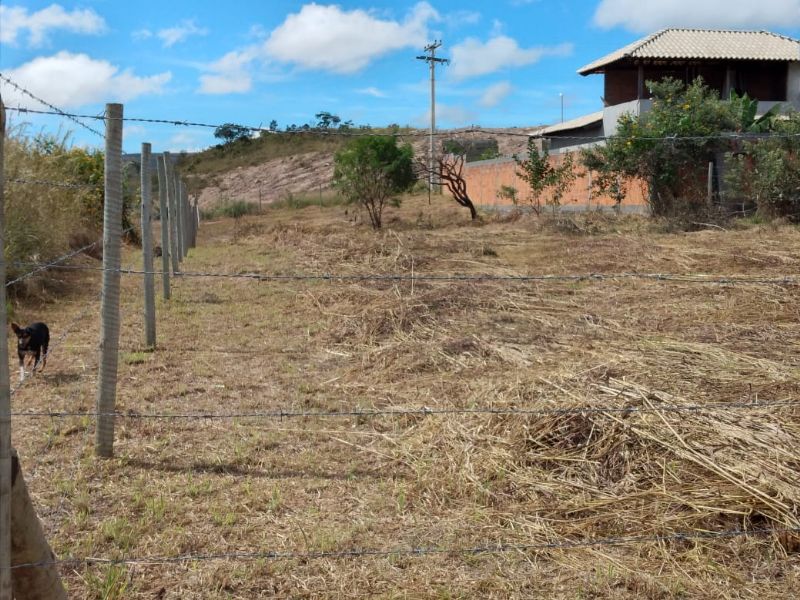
left=0, top=74, right=104, bottom=138
left=6, top=177, right=102, bottom=191
left=9, top=263, right=800, bottom=287
left=10, top=398, right=800, bottom=420
left=8, top=525, right=799, bottom=570
left=8, top=228, right=136, bottom=395
left=6, top=227, right=134, bottom=289
left=5, top=106, right=800, bottom=143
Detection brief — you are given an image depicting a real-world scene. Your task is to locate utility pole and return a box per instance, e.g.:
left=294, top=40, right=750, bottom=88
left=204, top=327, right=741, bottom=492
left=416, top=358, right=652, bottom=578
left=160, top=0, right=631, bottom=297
left=416, top=41, right=449, bottom=195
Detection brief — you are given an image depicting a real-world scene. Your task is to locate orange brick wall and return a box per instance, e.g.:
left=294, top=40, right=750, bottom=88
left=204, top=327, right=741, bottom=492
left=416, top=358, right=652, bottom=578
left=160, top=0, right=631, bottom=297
left=462, top=153, right=648, bottom=210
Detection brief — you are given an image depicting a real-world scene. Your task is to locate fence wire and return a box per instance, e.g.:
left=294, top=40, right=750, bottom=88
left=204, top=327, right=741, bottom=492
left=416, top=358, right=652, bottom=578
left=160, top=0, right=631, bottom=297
left=9, top=398, right=800, bottom=421
left=6, top=227, right=133, bottom=289
left=0, top=74, right=104, bottom=138
left=8, top=525, right=798, bottom=570
left=8, top=262, right=800, bottom=287
left=6, top=105, right=800, bottom=143
left=7, top=177, right=102, bottom=191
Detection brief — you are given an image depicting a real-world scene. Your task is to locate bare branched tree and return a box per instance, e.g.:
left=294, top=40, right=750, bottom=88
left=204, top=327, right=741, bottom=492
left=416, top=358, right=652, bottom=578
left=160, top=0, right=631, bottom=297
left=417, top=154, right=478, bottom=220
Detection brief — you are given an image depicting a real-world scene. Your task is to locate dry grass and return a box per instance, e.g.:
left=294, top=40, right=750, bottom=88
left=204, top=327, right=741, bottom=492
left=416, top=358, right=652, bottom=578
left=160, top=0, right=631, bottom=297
left=9, top=195, right=800, bottom=598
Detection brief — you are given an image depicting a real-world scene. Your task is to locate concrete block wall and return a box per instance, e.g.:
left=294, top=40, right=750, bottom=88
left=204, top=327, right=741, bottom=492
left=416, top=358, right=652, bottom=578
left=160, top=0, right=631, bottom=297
left=463, top=153, right=648, bottom=210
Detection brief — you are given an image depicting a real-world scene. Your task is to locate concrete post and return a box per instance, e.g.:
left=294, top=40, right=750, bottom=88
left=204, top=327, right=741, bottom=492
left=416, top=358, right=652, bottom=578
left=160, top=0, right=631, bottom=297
left=0, top=93, right=13, bottom=600
left=95, top=103, right=123, bottom=458
left=163, top=153, right=180, bottom=274
left=140, top=143, right=156, bottom=347
left=156, top=155, right=171, bottom=299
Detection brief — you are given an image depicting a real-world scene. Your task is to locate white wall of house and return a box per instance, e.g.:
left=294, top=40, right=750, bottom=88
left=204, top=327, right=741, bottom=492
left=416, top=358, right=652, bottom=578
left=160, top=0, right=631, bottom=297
left=602, top=100, right=652, bottom=136
left=787, top=63, right=800, bottom=107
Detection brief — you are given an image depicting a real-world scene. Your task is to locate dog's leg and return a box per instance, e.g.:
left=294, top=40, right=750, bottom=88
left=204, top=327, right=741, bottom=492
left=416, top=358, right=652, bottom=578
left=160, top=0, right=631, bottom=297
left=18, top=357, right=25, bottom=382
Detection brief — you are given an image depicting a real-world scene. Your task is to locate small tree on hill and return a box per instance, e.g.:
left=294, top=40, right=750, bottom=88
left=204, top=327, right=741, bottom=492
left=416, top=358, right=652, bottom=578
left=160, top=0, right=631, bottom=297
left=213, top=123, right=252, bottom=145
left=333, top=136, right=415, bottom=229
left=315, top=111, right=341, bottom=129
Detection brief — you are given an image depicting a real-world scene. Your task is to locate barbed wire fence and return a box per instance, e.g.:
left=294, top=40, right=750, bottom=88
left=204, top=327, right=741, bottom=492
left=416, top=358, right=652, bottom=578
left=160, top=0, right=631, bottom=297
left=0, top=87, right=199, bottom=595
left=1, top=82, right=799, bottom=593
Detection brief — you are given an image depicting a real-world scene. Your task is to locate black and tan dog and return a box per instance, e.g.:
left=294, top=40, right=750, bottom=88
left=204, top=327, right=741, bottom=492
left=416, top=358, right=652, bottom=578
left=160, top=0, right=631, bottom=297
left=11, top=322, right=50, bottom=382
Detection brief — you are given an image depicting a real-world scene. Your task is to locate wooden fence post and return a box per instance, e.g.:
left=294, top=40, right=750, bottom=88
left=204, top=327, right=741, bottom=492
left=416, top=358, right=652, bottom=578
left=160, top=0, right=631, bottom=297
left=0, top=92, right=14, bottom=600
left=95, top=103, right=124, bottom=458
left=140, top=143, right=156, bottom=347
left=163, top=153, right=180, bottom=274
left=156, top=155, right=171, bottom=299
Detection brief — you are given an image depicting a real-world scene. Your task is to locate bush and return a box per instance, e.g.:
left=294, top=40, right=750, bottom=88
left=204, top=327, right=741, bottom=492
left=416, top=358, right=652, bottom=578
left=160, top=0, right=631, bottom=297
left=581, top=78, right=738, bottom=218
left=201, top=200, right=260, bottom=219
left=724, top=112, right=800, bottom=220
left=333, top=136, right=415, bottom=229
left=3, top=128, right=106, bottom=287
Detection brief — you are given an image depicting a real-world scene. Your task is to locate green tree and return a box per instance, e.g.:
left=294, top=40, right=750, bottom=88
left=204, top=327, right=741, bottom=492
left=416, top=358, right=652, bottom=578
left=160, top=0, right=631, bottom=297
left=315, top=111, right=341, bottom=129
left=725, top=112, right=800, bottom=219
left=333, top=136, right=415, bottom=229
left=514, top=139, right=576, bottom=214
left=213, top=123, right=252, bottom=145
left=581, top=78, right=738, bottom=217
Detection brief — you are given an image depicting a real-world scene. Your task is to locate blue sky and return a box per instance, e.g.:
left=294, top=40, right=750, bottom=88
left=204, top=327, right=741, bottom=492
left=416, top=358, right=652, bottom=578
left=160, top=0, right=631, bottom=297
left=2, top=1, right=800, bottom=153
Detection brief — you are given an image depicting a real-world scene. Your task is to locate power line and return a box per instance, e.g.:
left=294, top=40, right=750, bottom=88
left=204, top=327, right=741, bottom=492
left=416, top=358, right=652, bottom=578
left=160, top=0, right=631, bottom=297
left=5, top=106, right=800, bottom=143
left=0, top=73, right=104, bottom=138
left=7, top=263, right=800, bottom=287
left=416, top=41, right=450, bottom=194
left=10, top=398, right=800, bottom=420
left=8, top=526, right=798, bottom=570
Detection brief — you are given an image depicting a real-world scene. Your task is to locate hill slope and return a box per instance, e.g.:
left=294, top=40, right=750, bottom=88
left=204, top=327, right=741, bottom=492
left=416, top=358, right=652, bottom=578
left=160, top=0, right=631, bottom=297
left=181, top=127, right=536, bottom=208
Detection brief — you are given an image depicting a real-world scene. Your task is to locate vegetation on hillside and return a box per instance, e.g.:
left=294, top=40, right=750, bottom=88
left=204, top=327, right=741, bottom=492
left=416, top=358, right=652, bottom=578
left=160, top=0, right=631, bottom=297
left=3, top=128, right=138, bottom=289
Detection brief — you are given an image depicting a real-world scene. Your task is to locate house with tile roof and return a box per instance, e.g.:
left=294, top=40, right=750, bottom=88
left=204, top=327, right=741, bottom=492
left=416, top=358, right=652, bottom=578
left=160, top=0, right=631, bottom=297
left=542, top=28, right=800, bottom=152
left=463, top=29, right=800, bottom=211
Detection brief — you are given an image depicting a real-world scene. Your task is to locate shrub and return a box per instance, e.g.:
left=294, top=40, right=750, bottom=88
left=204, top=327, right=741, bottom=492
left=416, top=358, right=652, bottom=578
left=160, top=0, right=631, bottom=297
left=333, top=136, right=415, bottom=229
left=581, top=78, right=738, bottom=218
left=3, top=128, right=106, bottom=287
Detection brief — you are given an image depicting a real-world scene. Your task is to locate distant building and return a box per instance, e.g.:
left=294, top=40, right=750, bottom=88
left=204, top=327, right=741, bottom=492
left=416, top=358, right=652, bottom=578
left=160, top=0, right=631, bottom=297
left=542, top=28, right=800, bottom=152
left=464, top=29, right=800, bottom=210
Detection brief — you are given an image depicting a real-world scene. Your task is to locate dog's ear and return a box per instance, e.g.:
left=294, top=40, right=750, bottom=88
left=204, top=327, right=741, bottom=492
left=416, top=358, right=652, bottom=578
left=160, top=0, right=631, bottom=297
left=10, top=323, right=22, bottom=336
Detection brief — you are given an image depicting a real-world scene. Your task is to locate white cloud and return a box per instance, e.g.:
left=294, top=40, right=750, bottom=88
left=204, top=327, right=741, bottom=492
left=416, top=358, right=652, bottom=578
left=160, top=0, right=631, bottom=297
left=479, top=81, right=513, bottom=107
left=594, top=0, right=800, bottom=31
left=450, top=36, right=572, bottom=80
left=1, top=51, right=171, bottom=108
left=132, top=28, right=154, bottom=41
left=357, top=86, right=387, bottom=98
left=264, top=2, right=439, bottom=73
left=451, top=10, right=481, bottom=26
left=0, top=4, right=106, bottom=46
left=198, top=48, right=258, bottom=94
left=167, top=130, right=207, bottom=153
left=157, top=19, right=208, bottom=47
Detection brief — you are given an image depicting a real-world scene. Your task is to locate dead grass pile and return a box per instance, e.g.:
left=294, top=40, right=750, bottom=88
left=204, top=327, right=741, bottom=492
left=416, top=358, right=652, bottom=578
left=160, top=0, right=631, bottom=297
left=11, top=194, right=800, bottom=598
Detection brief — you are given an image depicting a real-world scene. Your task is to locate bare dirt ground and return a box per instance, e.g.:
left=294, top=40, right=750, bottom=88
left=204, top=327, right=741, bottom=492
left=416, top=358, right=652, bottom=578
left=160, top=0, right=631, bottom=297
left=9, top=196, right=800, bottom=598
left=194, top=128, right=532, bottom=209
